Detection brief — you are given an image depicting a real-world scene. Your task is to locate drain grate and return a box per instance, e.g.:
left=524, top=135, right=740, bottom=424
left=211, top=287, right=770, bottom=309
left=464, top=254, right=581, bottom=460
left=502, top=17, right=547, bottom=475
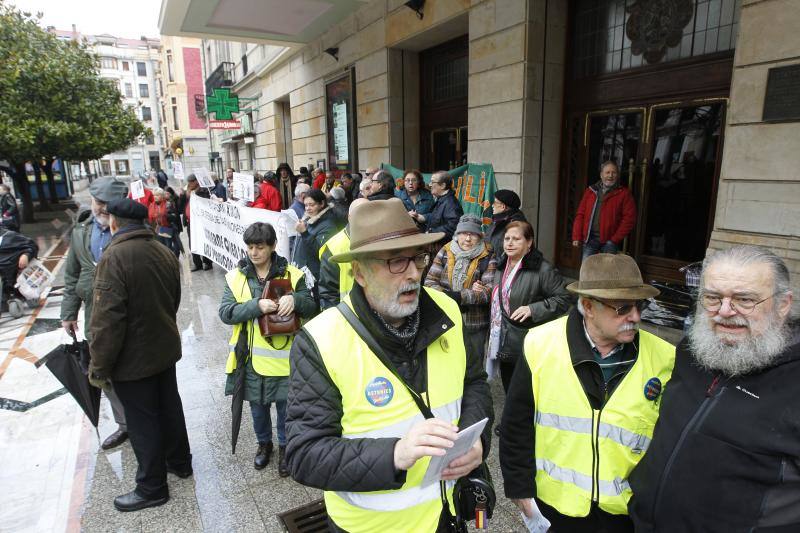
left=277, top=498, right=330, bottom=532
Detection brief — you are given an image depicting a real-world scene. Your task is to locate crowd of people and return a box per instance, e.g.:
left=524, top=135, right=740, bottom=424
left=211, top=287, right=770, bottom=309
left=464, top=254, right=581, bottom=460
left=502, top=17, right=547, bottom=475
left=25, top=158, right=795, bottom=532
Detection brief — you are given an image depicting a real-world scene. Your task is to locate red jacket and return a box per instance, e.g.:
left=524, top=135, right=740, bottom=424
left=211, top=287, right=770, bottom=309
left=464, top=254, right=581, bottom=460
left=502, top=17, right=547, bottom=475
left=571, top=183, right=637, bottom=245
left=257, top=182, right=282, bottom=211
left=313, top=173, right=326, bottom=190
left=129, top=188, right=154, bottom=208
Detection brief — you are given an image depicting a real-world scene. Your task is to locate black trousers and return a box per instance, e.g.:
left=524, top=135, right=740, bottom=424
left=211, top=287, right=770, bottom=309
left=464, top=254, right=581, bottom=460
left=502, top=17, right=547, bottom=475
left=186, top=223, right=211, bottom=268
left=114, top=365, right=192, bottom=499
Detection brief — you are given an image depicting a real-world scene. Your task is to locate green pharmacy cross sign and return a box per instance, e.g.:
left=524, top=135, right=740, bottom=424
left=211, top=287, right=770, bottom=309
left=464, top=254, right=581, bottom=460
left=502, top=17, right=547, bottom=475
left=207, top=88, right=240, bottom=120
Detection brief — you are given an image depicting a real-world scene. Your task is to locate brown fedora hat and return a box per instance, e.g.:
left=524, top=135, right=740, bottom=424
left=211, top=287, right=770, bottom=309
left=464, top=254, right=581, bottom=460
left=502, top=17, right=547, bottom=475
left=566, top=253, right=659, bottom=300
left=330, top=198, right=445, bottom=263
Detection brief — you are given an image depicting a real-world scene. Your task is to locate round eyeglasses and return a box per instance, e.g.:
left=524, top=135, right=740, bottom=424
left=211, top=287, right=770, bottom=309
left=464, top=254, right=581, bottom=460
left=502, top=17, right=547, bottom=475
left=700, top=292, right=777, bottom=315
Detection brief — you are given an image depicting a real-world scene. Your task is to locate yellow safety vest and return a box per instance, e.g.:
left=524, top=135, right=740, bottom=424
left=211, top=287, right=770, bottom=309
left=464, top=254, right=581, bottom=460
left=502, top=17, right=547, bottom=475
left=303, top=288, right=466, bottom=533
left=318, top=227, right=354, bottom=301
left=224, top=265, right=304, bottom=377
left=526, top=316, right=675, bottom=517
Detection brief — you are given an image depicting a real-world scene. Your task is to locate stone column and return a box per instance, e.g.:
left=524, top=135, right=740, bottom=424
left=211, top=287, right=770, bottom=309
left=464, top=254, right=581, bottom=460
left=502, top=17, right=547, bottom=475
left=708, top=0, right=800, bottom=290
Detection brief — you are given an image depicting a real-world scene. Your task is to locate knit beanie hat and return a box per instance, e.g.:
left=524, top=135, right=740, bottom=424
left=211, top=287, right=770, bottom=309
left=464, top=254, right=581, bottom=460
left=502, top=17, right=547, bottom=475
left=455, top=214, right=483, bottom=236
left=494, top=189, right=521, bottom=210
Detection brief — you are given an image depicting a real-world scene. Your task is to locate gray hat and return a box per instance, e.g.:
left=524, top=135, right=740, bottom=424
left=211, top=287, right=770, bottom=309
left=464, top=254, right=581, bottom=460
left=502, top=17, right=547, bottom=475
left=329, top=187, right=345, bottom=201
left=89, top=177, right=128, bottom=203
left=455, top=214, right=483, bottom=236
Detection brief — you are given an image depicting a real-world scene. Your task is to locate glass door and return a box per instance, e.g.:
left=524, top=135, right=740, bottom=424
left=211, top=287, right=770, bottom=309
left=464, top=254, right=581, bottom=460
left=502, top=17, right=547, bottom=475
left=634, top=101, right=725, bottom=279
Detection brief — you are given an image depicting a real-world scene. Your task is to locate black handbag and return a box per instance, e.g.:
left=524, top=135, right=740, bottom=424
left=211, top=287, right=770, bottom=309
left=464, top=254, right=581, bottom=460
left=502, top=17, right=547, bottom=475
left=336, top=303, right=496, bottom=531
left=496, top=295, right=530, bottom=363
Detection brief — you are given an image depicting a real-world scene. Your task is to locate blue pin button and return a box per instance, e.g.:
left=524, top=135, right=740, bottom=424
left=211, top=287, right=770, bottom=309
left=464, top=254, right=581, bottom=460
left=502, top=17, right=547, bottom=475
left=644, top=377, right=662, bottom=401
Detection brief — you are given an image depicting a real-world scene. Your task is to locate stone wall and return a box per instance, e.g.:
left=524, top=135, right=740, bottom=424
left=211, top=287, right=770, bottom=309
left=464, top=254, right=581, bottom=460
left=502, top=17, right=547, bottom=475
left=709, top=0, right=800, bottom=290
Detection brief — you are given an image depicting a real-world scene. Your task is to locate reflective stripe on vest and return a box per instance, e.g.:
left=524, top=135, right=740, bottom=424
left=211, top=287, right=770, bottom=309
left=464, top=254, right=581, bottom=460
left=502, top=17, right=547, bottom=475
left=526, top=316, right=676, bottom=517
left=320, top=228, right=354, bottom=300
left=304, top=288, right=466, bottom=533
left=224, top=265, right=303, bottom=377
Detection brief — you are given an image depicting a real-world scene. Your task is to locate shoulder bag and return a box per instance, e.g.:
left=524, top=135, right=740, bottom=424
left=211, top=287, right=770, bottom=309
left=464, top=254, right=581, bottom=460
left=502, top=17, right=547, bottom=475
left=257, top=273, right=300, bottom=339
left=336, top=303, right=495, bottom=532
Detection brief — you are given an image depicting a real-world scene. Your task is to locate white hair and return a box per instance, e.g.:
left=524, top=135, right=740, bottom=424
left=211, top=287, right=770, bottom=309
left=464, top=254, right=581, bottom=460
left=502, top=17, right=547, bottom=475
left=294, top=183, right=311, bottom=197
left=576, top=296, right=587, bottom=316
left=152, top=187, right=164, bottom=196
left=359, top=179, right=371, bottom=192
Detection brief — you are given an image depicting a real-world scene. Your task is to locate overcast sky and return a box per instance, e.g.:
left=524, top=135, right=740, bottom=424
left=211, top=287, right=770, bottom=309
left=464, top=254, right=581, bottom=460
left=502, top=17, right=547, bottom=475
left=9, top=0, right=163, bottom=39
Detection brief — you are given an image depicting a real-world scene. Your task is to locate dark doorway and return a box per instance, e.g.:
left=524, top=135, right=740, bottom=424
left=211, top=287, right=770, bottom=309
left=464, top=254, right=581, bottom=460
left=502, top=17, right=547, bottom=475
left=419, top=35, right=468, bottom=171
left=555, top=0, right=738, bottom=283
left=149, top=152, right=161, bottom=171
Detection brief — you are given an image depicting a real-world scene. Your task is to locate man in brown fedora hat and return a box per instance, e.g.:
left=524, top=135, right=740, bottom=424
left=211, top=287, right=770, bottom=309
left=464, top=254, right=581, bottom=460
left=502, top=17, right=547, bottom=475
left=499, top=253, right=675, bottom=532
left=286, top=198, right=493, bottom=532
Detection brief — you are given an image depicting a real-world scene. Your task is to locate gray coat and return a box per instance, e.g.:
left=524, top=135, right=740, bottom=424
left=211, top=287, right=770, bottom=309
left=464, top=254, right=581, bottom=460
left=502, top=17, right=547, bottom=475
left=61, top=211, right=100, bottom=334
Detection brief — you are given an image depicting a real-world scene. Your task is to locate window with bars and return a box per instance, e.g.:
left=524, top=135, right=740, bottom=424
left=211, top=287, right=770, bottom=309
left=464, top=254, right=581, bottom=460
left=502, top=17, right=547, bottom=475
left=572, top=0, right=741, bottom=79
left=432, top=56, right=468, bottom=103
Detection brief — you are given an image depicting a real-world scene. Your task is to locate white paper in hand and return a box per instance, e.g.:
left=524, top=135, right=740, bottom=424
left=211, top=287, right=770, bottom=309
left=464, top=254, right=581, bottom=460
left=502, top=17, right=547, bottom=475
left=172, top=161, right=184, bottom=180
left=130, top=179, right=145, bottom=200
left=232, top=172, right=254, bottom=202
left=521, top=499, right=551, bottom=533
left=192, top=167, right=215, bottom=188
left=421, top=417, right=488, bottom=486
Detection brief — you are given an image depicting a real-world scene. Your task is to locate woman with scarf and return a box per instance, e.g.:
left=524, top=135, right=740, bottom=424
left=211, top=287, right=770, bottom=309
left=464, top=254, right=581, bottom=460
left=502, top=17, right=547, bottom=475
left=485, top=189, right=527, bottom=260
left=424, top=214, right=497, bottom=363
left=487, top=221, right=573, bottom=395
left=147, top=188, right=180, bottom=257
left=292, top=189, right=339, bottom=297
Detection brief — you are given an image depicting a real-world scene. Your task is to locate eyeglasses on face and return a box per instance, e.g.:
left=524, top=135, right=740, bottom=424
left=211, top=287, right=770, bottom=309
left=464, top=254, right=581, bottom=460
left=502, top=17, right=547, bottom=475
left=592, top=299, right=648, bottom=316
left=700, top=292, right=777, bottom=315
left=374, top=252, right=430, bottom=274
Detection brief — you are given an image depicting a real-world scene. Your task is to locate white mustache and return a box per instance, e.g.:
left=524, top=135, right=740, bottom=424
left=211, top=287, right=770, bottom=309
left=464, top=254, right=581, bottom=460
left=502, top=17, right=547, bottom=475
left=399, top=282, right=421, bottom=294
left=713, top=315, right=749, bottom=327
left=618, top=323, right=639, bottom=333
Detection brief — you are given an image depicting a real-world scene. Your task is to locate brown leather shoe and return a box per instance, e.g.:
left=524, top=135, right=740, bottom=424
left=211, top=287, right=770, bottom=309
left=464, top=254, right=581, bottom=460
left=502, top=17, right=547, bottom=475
left=101, top=428, right=129, bottom=450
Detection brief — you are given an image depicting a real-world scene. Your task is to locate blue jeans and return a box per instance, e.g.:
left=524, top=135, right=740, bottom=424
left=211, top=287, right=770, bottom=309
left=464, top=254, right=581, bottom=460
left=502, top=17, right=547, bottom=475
left=582, top=238, right=618, bottom=262
left=250, top=400, right=287, bottom=446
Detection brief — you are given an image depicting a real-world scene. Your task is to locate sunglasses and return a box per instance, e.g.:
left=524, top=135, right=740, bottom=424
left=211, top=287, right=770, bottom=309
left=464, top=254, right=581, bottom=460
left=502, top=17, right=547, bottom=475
left=592, top=299, right=648, bottom=316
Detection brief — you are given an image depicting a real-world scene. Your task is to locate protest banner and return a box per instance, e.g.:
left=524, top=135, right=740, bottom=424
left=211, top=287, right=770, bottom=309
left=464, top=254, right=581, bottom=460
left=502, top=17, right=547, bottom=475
left=192, top=167, right=215, bottom=189
left=232, top=172, right=254, bottom=202
left=129, top=179, right=145, bottom=200
left=189, top=195, right=296, bottom=271
left=380, top=162, right=497, bottom=225
left=172, top=161, right=184, bottom=180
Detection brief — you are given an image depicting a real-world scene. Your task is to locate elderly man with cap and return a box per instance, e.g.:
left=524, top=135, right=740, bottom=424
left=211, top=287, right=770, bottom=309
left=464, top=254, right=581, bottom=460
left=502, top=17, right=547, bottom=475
left=60, top=177, right=129, bottom=449
left=286, top=198, right=493, bottom=532
left=88, top=198, right=190, bottom=512
left=628, top=245, right=799, bottom=531
left=485, top=189, right=526, bottom=259
left=499, top=253, right=675, bottom=532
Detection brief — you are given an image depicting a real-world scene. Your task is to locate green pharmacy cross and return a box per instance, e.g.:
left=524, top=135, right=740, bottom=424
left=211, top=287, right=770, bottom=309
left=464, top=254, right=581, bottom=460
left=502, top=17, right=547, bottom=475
left=206, top=88, right=240, bottom=120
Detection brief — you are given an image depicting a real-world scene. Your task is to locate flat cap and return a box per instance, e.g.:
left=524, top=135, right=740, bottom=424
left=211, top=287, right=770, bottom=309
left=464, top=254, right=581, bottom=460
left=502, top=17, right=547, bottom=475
left=89, top=177, right=128, bottom=203
left=106, top=198, right=148, bottom=220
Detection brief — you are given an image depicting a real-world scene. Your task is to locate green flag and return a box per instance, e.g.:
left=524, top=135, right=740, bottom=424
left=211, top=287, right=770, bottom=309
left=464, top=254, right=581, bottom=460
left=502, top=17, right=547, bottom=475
left=380, top=163, right=497, bottom=226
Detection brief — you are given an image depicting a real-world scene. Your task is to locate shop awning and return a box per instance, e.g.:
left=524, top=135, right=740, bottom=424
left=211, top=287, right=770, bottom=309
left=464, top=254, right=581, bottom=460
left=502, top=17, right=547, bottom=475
left=158, top=0, right=369, bottom=46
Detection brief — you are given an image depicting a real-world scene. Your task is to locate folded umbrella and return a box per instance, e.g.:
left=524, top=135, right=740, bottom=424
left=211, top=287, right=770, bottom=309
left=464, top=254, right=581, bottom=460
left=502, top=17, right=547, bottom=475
left=230, top=322, right=251, bottom=454
left=36, top=336, right=100, bottom=427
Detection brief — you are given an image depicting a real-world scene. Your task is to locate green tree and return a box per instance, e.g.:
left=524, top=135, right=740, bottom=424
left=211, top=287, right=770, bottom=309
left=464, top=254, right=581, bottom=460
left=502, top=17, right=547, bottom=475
left=0, top=2, right=144, bottom=222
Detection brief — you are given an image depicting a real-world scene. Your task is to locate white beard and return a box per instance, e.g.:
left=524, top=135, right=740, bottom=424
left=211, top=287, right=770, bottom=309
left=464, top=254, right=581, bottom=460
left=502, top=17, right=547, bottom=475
left=688, top=305, right=789, bottom=376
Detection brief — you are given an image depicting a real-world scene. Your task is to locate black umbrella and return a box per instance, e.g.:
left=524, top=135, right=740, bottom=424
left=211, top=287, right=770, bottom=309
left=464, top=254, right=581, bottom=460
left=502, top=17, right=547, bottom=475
left=36, top=336, right=100, bottom=427
left=230, top=324, right=251, bottom=454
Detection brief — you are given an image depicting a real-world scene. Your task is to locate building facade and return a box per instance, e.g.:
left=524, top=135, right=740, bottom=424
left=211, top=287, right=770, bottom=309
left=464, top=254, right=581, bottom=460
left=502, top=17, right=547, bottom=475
left=161, top=0, right=800, bottom=290
left=54, top=28, right=164, bottom=177
left=157, top=36, right=211, bottom=176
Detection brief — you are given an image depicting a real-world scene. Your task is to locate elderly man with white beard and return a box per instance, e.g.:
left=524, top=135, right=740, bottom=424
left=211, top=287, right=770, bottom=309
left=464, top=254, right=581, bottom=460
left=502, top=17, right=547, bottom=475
left=286, top=198, right=492, bottom=532
left=628, top=245, right=799, bottom=532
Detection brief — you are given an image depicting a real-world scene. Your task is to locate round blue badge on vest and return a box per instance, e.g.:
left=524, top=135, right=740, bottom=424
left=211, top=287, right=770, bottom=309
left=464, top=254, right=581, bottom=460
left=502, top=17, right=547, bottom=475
left=644, top=377, right=662, bottom=401
left=365, top=377, right=394, bottom=407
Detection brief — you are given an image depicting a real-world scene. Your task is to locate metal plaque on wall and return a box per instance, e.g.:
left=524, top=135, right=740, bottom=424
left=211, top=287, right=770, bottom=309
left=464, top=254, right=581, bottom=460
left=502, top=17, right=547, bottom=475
left=763, top=64, right=800, bottom=122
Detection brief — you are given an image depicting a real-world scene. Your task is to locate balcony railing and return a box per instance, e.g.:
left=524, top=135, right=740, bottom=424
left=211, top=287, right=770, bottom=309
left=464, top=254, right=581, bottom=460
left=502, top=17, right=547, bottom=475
left=205, top=61, right=234, bottom=96
left=194, top=94, right=206, bottom=117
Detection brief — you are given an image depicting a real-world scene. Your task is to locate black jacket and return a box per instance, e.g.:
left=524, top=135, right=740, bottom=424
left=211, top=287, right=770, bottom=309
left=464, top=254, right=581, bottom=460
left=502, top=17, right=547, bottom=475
left=628, top=328, right=800, bottom=532
left=286, top=284, right=493, bottom=503
left=493, top=248, right=573, bottom=333
left=292, top=208, right=339, bottom=282
left=500, top=308, right=639, bottom=532
left=486, top=209, right=526, bottom=260
left=426, top=190, right=463, bottom=241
